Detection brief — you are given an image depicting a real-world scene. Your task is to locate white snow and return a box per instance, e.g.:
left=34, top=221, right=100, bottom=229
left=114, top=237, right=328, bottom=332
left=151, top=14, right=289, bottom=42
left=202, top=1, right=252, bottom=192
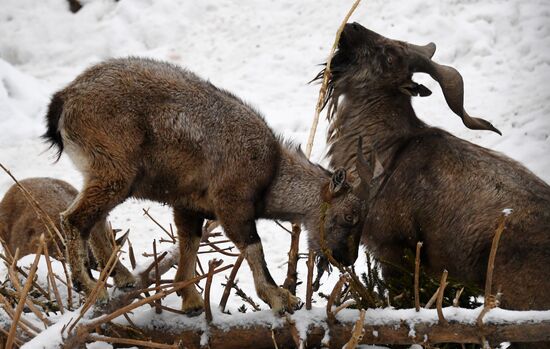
left=1, top=0, right=549, bottom=347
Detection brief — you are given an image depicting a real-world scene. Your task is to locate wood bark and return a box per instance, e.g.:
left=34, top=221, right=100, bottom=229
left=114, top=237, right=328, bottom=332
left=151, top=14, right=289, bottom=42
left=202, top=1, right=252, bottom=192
left=98, top=318, right=550, bottom=349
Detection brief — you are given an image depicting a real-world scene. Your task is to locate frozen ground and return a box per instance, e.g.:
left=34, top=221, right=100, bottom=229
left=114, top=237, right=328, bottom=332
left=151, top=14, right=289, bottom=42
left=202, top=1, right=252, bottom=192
left=0, top=0, right=549, bottom=347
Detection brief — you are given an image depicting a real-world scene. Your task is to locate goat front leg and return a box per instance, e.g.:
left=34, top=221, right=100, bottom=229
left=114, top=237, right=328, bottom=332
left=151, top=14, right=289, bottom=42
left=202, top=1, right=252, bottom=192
left=243, top=241, right=300, bottom=314
left=61, top=177, right=130, bottom=302
left=217, top=203, right=300, bottom=314
left=173, top=208, right=204, bottom=315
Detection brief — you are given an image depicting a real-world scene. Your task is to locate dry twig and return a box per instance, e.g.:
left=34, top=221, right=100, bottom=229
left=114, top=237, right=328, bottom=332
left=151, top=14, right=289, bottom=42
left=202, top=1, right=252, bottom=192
left=283, top=224, right=301, bottom=295
left=1, top=245, right=51, bottom=301
left=42, top=239, right=65, bottom=314
left=7, top=257, right=53, bottom=326
left=198, top=245, right=239, bottom=257
left=414, top=241, right=423, bottom=312
left=305, top=250, right=315, bottom=310
left=63, top=264, right=233, bottom=348
left=219, top=253, right=245, bottom=312
left=231, top=281, right=261, bottom=312
left=202, top=220, right=220, bottom=240
left=305, top=0, right=361, bottom=157
left=0, top=326, right=24, bottom=347
left=205, top=259, right=223, bottom=322
left=436, top=270, right=449, bottom=325
left=68, top=245, right=123, bottom=333
left=94, top=264, right=232, bottom=327
left=484, top=214, right=507, bottom=299
left=153, top=240, right=162, bottom=314
left=6, top=237, right=44, bottom=348
left=453, top=287, right=465, bottom=307
left=342, top=309, right=366, bottom=349
left=88, top=334, right=178, bottom=349
left=327, top=274, right=349, bottom=324
left=477, top=214, right=508, bottom=330
left=333, top=299, right=356, bottom=316
left=142, top=208, right=176, bottom=244
left=128, top=239, right=137, bottom=270
left=0, top=296, right=39, bottom=337
left=271, top=328, right=280, bottom=349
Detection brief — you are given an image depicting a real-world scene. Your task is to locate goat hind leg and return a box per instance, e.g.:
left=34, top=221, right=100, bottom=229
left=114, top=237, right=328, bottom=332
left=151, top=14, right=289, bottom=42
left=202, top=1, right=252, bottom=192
left=173, top=208, right=204, bottom=315
left=61, top=178, right=130, bottom=301
left=89, top=220, right=135, bottom=289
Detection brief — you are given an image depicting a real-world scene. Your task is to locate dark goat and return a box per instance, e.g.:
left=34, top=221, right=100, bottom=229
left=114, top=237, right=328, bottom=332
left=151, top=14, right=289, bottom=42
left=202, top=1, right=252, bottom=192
left=319, top=23, right=550, bottom=318
left=43, top=57, right=367, bottom=314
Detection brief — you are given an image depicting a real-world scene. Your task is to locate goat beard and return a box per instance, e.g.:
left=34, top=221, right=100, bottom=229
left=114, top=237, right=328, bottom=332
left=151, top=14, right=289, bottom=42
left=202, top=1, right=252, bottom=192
left=312, top=254, right=332, bottom=291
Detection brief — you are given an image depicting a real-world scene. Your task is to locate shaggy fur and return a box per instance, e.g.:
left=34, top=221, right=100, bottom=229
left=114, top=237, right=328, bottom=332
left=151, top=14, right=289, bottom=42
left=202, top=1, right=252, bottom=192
left=320, top=23, right=550, bottom=319
left=44, top=57, right=366, bottom=313
left=0, top=177, right=133, bottom=285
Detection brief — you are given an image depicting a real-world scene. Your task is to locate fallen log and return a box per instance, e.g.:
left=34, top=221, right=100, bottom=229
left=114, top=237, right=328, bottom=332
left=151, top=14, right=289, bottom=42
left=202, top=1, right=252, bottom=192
left=100, top=318, right=550, bottom=349
left=96, top=307, right=550, bottom=349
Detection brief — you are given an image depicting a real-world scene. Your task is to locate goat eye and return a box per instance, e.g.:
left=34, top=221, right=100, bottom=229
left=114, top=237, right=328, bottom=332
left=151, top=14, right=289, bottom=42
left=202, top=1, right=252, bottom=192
left=387, top=56, right=393, bottom=65
left=344, top=214, right=354, bottom=223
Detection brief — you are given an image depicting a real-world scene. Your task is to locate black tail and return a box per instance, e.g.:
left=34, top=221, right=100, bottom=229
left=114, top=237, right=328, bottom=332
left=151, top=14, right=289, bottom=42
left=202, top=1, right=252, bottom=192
left=42, top=92, right=64, bottom=161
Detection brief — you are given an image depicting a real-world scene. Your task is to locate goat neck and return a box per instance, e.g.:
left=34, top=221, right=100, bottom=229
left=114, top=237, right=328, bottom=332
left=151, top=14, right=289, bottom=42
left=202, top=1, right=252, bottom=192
left=328, top=90, right=425, bottom=171
left=262, top=144, right=328, bottom=229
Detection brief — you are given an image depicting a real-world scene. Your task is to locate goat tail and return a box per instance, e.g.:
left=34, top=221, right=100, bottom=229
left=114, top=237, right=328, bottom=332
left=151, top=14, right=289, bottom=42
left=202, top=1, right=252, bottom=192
left=42, top=92, right=65, bottom=161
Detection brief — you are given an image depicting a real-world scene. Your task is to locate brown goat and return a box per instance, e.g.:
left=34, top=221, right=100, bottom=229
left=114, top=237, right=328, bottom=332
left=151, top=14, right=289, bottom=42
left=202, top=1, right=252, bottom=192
left=0, top=177, right=133, bottom=286
left=43, top=57, right=368, bottom=314
left=319, top=23, right=550, bottom=318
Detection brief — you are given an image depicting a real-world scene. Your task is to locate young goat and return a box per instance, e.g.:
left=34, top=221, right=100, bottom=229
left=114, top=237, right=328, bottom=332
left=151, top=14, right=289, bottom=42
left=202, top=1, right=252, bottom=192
left=43, top=57, right=367, bottom=314
left=0, top=177, right=133, bottom=285
left=318, top=23, right=550, bottom=318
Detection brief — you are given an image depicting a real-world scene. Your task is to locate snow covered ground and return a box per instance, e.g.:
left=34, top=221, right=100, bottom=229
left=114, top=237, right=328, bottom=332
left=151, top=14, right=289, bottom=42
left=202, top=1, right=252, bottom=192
left=0, top=0, right=549, bottom=347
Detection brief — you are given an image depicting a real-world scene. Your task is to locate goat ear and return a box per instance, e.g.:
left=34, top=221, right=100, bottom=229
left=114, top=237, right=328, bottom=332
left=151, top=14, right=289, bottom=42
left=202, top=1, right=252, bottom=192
left=415, top=84, right=432, bottom=97
left=329, top=168, right=347, bottom=196
left=399, top=81, right=432, bottom=97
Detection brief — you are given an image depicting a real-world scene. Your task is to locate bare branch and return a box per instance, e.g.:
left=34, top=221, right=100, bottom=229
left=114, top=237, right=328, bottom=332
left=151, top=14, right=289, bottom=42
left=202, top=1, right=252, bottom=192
left=414, top=241, right=423, bottom=312
left=436, top=270, right=448, bottom=325
left=219, top=254, right=245, bottom=312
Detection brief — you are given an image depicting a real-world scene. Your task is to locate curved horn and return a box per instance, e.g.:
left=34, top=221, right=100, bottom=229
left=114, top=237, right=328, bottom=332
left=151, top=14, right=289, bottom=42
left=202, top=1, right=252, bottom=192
left=408, top=42, right=436, bottom=58
left=410, top=54, right=501, bottom=135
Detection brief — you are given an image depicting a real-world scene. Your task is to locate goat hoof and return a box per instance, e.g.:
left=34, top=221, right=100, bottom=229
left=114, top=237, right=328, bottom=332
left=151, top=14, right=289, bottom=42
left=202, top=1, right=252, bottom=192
left=95, top=289, right=110, bottom=304
left=269, top=287, right=301, bottom=315
left=72, top=279, right=84, bottom=293
left=114, top=269, right=136, bottom=290
left=116, top=280, right=137, bottom=291
left=119, top=283, right=136, bottom=291
left=183, top=307, right=204, bottom=317
left=181, top=292, right=205, bottom=316
left=111, top=283, right=136, bottom=298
